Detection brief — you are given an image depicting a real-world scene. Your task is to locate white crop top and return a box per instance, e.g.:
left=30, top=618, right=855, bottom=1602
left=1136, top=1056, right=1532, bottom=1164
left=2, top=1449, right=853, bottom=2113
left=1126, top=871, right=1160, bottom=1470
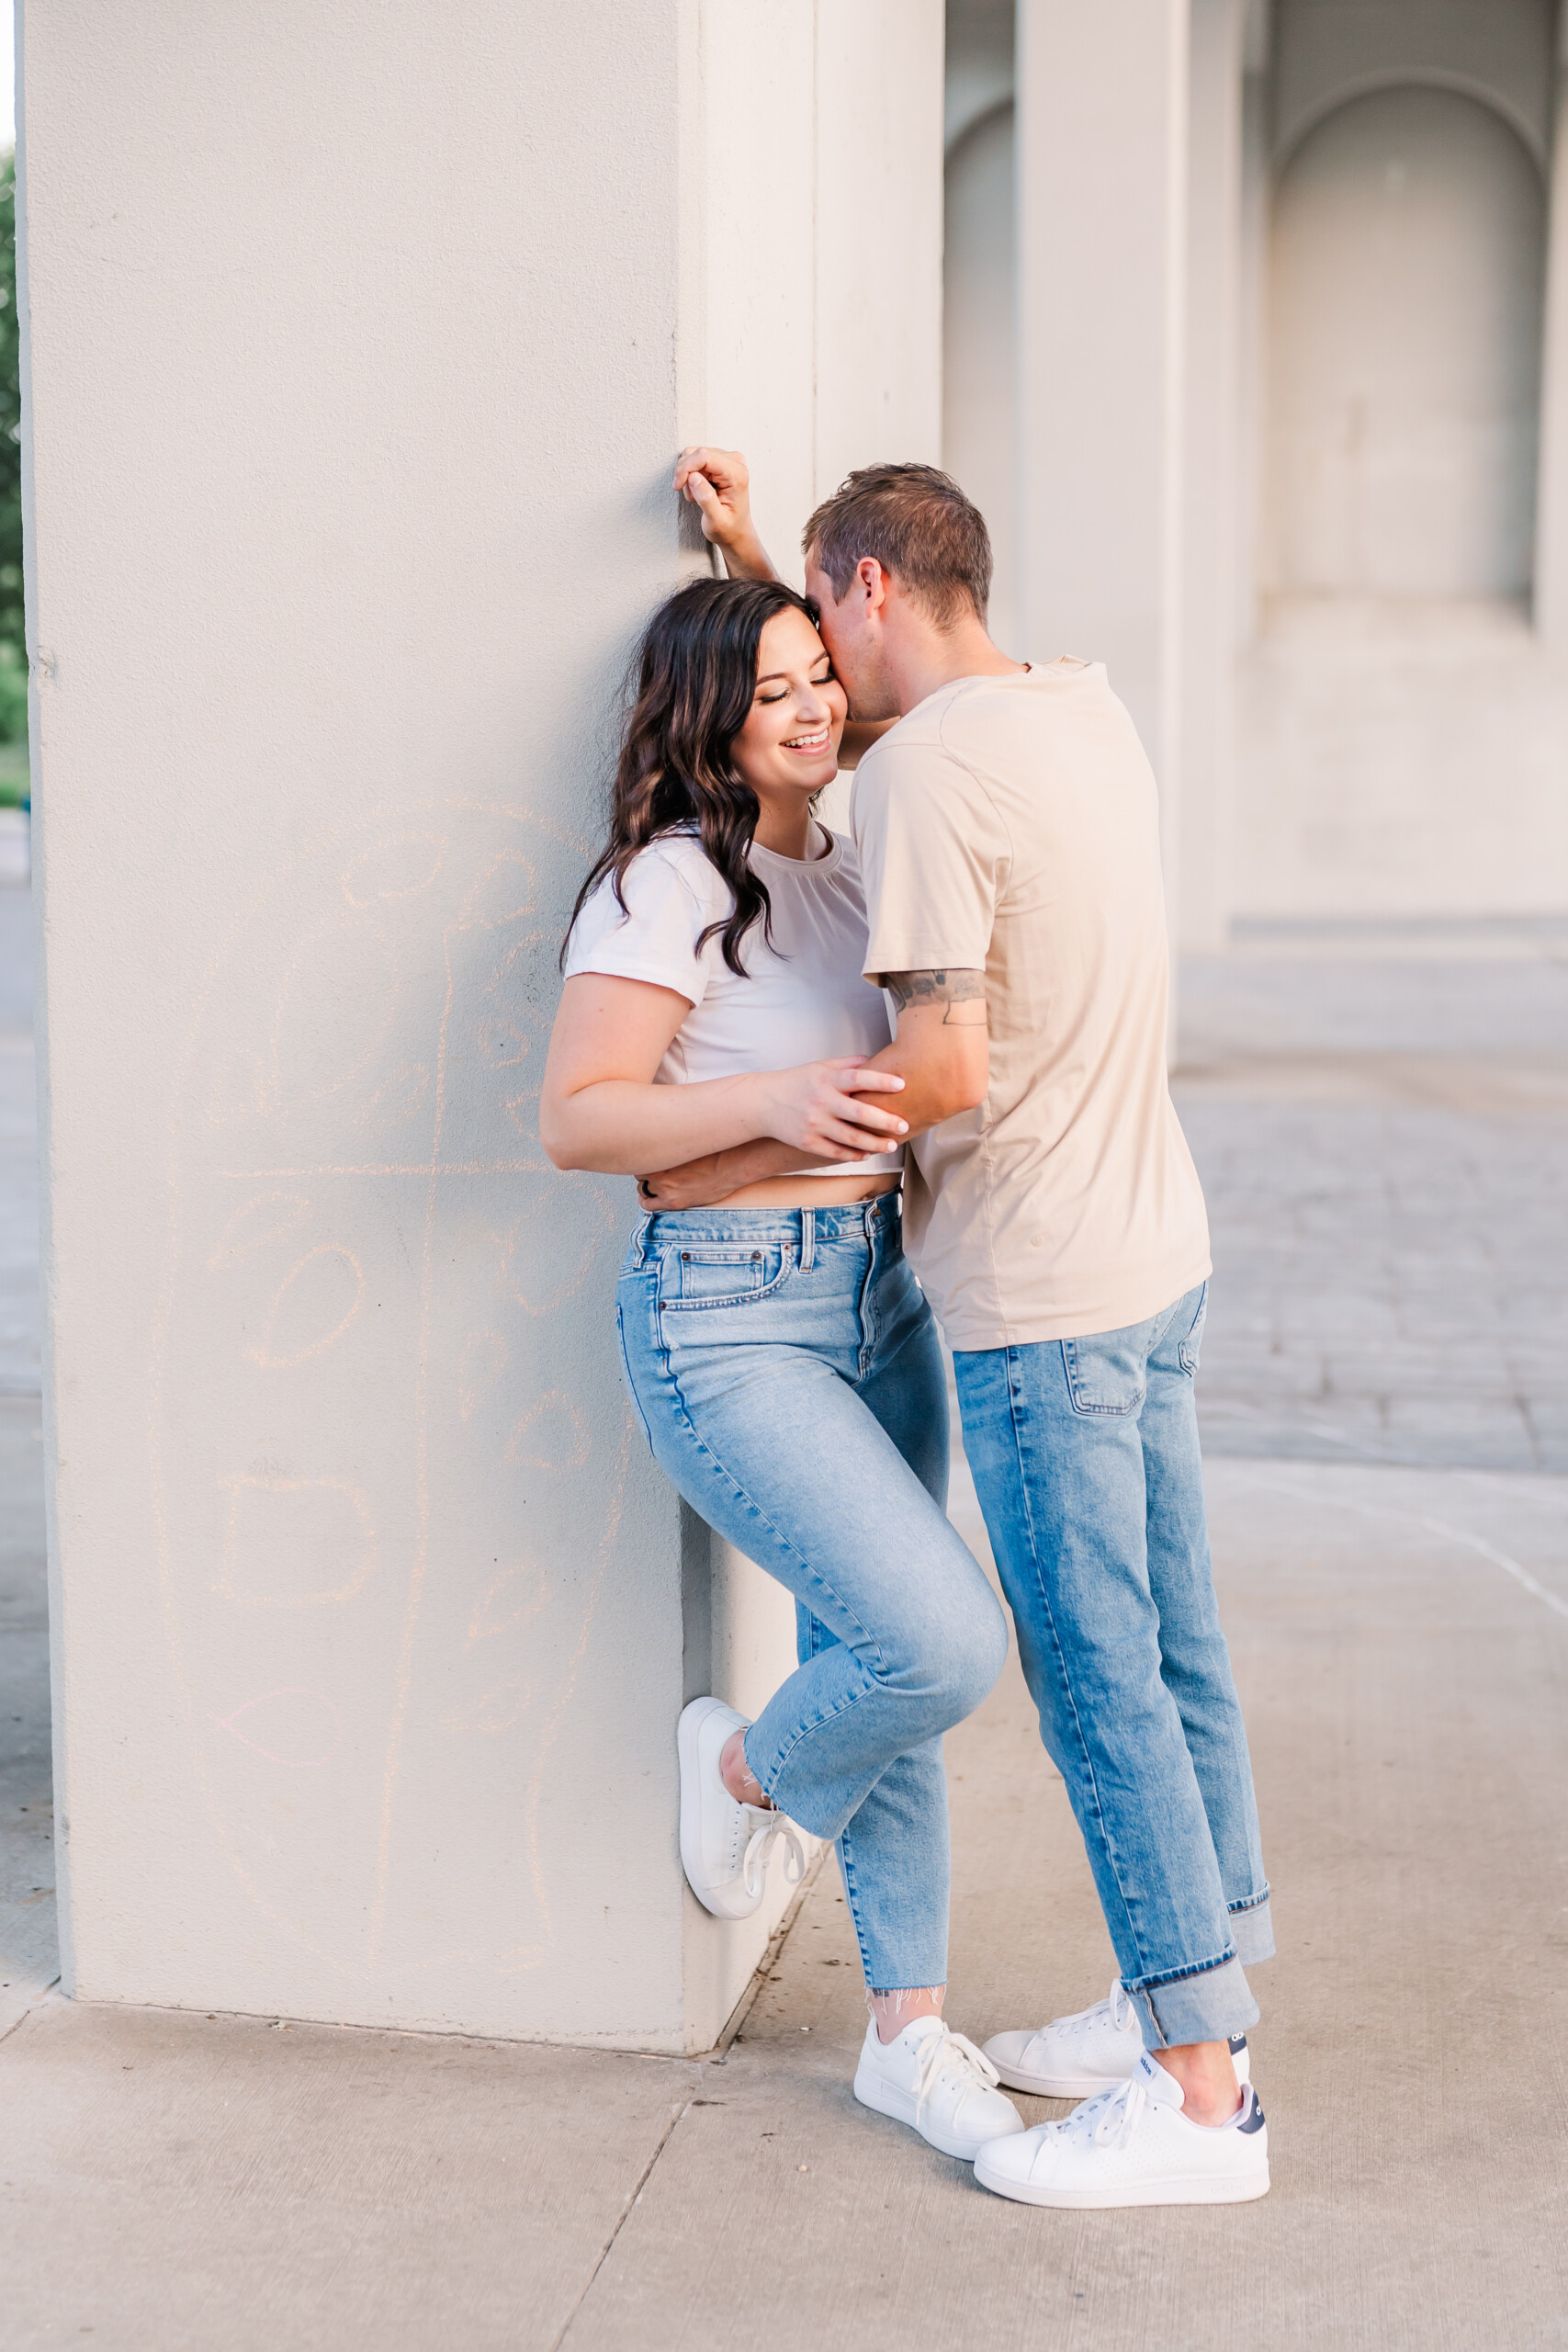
left=563, top=824, right=903, bottom=1177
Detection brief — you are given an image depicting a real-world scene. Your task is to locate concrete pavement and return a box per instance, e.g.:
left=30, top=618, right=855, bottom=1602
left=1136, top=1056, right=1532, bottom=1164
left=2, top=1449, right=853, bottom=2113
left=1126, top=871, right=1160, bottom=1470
left=3, top=896, right=1567, bottom=2348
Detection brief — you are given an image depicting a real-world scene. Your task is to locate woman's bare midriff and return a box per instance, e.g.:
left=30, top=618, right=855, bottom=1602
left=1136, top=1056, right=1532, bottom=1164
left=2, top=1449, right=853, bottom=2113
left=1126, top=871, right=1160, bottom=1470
left=716, top=1171, right=903, bottom=1210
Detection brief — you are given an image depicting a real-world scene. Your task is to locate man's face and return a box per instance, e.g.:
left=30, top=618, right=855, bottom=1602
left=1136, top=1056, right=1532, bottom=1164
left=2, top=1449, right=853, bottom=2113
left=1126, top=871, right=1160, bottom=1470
left=806, top=558, right=899, bottom=721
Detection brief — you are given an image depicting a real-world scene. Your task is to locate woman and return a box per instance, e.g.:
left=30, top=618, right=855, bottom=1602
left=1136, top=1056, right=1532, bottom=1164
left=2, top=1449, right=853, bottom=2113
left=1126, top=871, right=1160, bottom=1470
left=540, top=567, right=1022, bottom=2165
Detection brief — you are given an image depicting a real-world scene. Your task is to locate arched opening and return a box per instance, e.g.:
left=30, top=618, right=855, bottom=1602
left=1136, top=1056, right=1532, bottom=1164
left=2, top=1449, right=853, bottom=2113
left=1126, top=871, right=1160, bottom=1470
left=942, top=99, right=1015, bottom=649
left=1267, top=85, right=1546, bottom=600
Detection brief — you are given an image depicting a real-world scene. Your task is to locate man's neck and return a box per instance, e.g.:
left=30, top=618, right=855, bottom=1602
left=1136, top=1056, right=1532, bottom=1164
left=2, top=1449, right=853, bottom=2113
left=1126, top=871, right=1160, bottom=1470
left=887, top=619, right=1025, bottom=719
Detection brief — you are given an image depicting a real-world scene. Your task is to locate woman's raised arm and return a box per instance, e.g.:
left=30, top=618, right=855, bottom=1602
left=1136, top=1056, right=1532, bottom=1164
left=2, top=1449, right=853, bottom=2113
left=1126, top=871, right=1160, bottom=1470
left=673, top=447, right=779, bottom=583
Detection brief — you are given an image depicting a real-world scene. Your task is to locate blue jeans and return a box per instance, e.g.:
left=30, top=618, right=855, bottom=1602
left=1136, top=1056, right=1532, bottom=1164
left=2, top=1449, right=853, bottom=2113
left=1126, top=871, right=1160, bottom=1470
left=953, top=1283, right=1272, bottom=2048
left=617, top=1194, right=1008, bottom=1993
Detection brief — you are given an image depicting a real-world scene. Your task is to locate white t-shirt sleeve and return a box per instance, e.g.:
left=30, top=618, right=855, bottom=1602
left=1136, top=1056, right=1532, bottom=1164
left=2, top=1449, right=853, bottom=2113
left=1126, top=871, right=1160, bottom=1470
left=562, top=842, right=728, bottom=1006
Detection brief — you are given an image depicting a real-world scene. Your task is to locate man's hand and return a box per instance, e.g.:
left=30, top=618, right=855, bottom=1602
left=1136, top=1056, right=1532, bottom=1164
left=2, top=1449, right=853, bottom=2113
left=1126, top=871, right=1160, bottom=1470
left=673, top=447, right=777, bottom=582
left=637, top=1137, right=840, bottom=1212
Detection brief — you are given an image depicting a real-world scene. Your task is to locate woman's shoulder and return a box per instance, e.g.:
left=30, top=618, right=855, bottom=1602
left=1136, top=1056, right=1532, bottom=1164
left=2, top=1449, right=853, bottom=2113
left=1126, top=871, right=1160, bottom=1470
left=629, top=829, right=731, bottom=903
left=567, top=831, right=729, bottom=955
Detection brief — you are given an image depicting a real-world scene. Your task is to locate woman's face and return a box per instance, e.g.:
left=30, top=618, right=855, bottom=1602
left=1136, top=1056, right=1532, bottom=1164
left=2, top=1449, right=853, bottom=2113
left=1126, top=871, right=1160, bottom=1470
left=728, top=608, right=848, bottom=804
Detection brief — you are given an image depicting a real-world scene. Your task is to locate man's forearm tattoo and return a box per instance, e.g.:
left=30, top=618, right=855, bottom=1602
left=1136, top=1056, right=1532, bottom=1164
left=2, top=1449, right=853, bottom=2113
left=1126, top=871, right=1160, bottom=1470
left=882, top=968, right=988, bottom=1026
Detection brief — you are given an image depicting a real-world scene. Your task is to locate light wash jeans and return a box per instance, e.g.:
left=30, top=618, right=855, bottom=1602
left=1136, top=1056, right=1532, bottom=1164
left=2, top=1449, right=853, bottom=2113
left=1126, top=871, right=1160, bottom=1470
left=953, top=1283, right=1273, bottom=2049
left=617, top=1194, right=1008, bottom=1993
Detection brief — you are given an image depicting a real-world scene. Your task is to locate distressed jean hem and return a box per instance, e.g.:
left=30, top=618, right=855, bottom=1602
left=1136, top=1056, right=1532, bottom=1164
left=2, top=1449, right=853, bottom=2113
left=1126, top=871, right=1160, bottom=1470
left=1129, top=1952, right=1258, bottom=2049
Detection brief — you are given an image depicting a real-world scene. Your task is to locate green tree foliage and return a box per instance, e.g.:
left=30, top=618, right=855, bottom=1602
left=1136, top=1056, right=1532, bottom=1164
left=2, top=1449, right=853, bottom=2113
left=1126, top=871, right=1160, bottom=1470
left=0, top=149, right=24, bottom=748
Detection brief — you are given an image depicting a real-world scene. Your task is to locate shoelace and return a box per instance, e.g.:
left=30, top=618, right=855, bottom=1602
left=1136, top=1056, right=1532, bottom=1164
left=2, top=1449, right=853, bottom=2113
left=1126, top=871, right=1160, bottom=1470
left=1059, top=1979, right=1137, bottom=2041
left=909, top=2026, right=1002, bottom=2116
left=740, top=1806, right=807, bottom=1901
left=1060, top=2074, right=1147, bottom=2152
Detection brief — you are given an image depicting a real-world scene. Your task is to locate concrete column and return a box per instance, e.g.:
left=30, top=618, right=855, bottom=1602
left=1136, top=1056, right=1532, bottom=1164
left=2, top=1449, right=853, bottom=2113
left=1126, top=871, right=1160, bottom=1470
left=1179, top=0, right=1247, bottom=950
left=1533, top=12, right=1568, bottom=644
left=19, top=0, right=942, bottom=2052
left=1235, top=0, right=1272, bottom=639
left=1015, top=0, right=1190, bottom=908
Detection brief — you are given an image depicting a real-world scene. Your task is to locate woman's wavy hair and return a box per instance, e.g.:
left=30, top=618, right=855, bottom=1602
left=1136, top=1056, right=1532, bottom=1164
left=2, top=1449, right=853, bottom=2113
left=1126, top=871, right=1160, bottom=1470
left=564, top=574, right=825, bottom=978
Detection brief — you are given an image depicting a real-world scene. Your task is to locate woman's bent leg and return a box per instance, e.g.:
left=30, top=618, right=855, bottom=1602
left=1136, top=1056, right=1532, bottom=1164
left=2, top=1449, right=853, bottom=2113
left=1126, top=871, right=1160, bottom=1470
left=618, top=1206, right=1006, bottom=1994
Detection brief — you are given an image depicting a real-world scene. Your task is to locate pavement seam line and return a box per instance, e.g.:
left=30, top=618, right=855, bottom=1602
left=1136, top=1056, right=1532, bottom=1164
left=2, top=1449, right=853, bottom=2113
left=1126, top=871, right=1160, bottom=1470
left=548, top=2098, right=691, bottom=2351
left=0, top=1977, right=61, bottom=2046
left=1230, top=1467, right=1568, bottom=1623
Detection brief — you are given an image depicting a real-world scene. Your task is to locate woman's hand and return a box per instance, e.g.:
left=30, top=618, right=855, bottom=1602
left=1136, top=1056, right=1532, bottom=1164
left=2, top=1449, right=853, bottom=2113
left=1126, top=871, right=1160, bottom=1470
left=753, top=1057, right=908, bottom=1159
left=673, top=447, right=777, bottom=582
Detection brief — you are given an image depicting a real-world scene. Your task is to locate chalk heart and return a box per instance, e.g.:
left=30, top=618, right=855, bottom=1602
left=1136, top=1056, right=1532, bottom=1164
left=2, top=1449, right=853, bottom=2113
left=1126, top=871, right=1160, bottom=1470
left=458, top=846, right=537, bottom=933
left=217, top=1473, right=378, bottom=1609
left=250, top=1244, right=366, bottom=1369
left=208, top=1192, right=313, bottom=1272
left=506, top=1390, right=591, bottom=1473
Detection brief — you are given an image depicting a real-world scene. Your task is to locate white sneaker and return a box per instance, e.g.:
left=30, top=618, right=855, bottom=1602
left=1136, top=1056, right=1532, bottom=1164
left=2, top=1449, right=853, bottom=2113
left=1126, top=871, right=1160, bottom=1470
left=677, top=1696, right=806, bottom=1920
left=985, top=1980, right=1251, bottom=2098
left=975, top=2049, right=1269, bottom=2208
left=853, top=2014, right=1027, bottom=2162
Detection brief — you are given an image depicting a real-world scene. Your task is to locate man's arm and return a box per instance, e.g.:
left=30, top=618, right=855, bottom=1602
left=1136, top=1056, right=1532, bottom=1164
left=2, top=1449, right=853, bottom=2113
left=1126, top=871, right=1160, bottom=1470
left=636, top=970, right=987, bottom=1208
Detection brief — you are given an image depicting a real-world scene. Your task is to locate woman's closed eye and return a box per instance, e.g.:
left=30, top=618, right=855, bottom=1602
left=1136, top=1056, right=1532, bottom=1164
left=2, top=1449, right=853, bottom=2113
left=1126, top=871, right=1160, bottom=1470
left=757, top=666, right=835, bottom=707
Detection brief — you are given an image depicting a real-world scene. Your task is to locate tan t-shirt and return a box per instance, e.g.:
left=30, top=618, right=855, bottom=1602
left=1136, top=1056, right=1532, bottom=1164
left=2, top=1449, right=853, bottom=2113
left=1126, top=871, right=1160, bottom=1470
left=851, top=658, right=1211, bottom=1350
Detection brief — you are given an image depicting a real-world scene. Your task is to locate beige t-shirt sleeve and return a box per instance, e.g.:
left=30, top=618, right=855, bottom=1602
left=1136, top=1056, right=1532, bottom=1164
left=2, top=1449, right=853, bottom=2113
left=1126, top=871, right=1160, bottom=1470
left=853, top=740, right=1011, bottom=978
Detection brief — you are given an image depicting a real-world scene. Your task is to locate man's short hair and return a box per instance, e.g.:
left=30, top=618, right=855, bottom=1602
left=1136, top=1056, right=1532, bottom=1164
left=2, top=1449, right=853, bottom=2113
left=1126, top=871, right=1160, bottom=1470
left=803, top=462, right=992, bottom=628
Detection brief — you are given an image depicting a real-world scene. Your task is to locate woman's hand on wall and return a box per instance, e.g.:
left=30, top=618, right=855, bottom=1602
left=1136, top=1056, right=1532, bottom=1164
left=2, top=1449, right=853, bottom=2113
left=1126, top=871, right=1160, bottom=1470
left=674, top=447, right=778, bottom=582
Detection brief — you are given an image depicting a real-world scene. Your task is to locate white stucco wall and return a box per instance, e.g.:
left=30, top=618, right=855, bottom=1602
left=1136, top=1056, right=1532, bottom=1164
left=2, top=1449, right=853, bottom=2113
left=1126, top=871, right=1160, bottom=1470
left=21, top=0, right=942, bottom=2051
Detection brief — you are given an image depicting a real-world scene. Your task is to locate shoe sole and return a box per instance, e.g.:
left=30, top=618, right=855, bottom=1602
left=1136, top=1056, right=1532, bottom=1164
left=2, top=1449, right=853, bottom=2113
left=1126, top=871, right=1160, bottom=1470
left=973, top=2154, right=1270, bottom=2208
left=677, top=1699, right=760, bottom=1921
left=989, top=2048, right=1250, bottom=2100
left=989, top=2061, right=1130, bottom=2098
left=853, top=2067, right=1017, bottom=2165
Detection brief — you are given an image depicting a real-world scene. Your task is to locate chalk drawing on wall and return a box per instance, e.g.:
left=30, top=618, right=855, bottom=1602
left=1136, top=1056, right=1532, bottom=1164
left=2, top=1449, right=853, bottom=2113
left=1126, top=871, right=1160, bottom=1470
left=148, top=796, right=647, bottom=2000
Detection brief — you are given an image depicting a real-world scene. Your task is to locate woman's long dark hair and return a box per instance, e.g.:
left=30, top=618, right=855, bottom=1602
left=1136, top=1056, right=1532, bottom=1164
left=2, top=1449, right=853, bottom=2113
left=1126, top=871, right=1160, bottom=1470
left=564, top=575, right=825, bottom=978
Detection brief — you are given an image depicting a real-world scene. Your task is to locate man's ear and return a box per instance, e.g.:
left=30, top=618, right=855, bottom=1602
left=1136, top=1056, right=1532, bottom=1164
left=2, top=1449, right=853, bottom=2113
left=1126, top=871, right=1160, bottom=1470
left=857, top=557, right=889, bottom=617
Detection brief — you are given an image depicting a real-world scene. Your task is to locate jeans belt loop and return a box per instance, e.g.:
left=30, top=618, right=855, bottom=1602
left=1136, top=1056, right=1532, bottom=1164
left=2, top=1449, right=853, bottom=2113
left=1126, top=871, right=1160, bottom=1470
left=799, top=1206, right=815, bottom=1272
left=631, top=1208, right=652, bottom=1269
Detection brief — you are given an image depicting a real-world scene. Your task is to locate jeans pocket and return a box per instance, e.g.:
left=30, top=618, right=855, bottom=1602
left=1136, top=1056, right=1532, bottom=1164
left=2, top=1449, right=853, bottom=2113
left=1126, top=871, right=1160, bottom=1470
left=661, top=1242, right=795, bottom=1311
left=1060, top=1322, right=1157, bottom=1416
left=1179, top=1281, right=1209, bottom=1376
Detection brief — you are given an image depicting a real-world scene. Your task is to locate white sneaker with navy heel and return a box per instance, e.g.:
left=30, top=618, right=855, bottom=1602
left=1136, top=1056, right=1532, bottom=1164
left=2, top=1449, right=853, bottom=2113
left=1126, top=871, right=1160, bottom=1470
left=984, top=1980, right=1251, bottom=2098
left=975, top=2048, right=1269, bottom=2208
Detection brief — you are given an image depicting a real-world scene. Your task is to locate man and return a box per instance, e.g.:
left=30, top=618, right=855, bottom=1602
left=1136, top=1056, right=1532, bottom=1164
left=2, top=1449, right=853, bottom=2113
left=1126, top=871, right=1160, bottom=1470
left=649, top=448, right=1273, bottom=2210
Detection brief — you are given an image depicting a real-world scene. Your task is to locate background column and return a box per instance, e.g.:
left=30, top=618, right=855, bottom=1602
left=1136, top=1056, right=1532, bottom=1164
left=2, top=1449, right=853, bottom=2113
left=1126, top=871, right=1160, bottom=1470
left=1533, top=5, right=1568, bottom=647
left=1179, top=0, right=1247, bottom=950
left=1015, top=0, right=1190, bottom=918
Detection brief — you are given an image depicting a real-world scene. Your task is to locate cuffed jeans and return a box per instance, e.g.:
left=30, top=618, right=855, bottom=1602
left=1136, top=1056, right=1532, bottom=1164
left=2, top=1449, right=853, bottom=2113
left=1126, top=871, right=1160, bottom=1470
left=953, top=1283, right=1273, bottom=2049
left=617, top=1194, right=1008, bottom=1994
